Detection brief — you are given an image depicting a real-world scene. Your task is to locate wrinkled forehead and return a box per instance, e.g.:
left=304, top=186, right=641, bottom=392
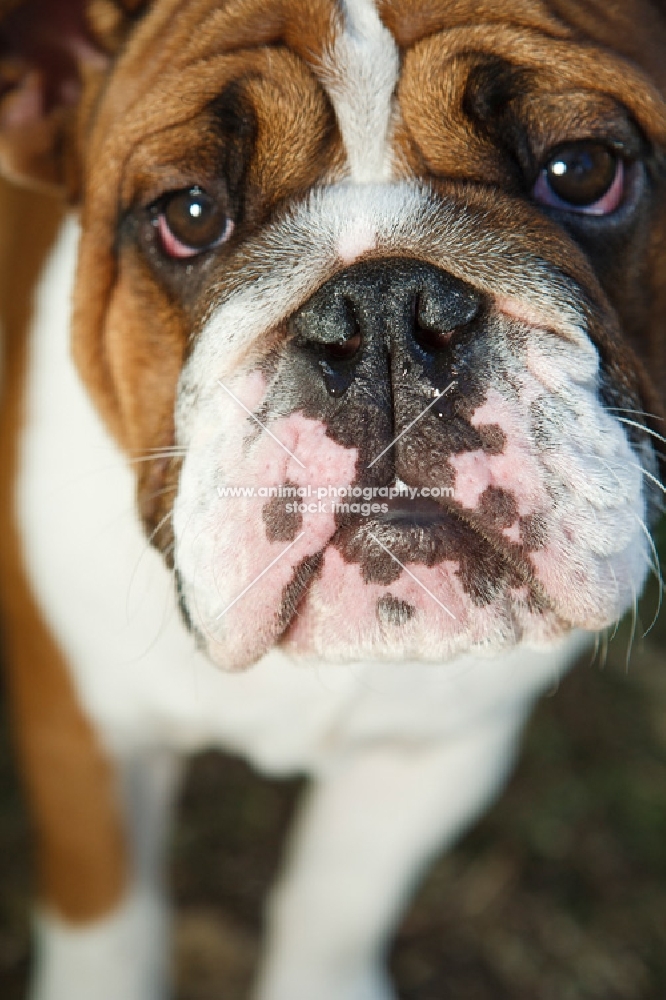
left=86, top=0, right=666, bottom=200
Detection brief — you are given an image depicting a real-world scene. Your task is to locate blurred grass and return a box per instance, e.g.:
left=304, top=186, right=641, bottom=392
left=1, top=545, right=665, bottom=999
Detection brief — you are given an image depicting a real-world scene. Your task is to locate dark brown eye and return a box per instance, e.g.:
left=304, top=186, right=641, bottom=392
left=155, top=187, right=233, bottom=258
left=533, top=142, right=625, bottom=215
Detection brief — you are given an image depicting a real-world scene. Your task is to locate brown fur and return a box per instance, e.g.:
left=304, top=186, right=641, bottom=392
left=0, top=176, right=128, bottom=920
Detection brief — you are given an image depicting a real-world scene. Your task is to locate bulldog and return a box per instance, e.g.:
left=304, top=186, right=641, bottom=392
left=0, top=1, right=665, bottom=998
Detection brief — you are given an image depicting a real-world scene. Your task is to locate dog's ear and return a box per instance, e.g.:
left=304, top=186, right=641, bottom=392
left=0, top=0, right=148, bottom=193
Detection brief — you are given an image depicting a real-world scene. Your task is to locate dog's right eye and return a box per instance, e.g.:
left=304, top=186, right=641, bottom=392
left=153, top=187, right=234, bottom=258
left=532, top=142, right=626, bottom=215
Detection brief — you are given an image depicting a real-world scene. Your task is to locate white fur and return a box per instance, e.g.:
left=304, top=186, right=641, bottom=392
left=253, top=706, right=527, bottom=1000
left=17, top=218, right=595, bottom=998
left=319, top=0, right=399, bottom=181
left=31, top=889, right=168, bottom=1000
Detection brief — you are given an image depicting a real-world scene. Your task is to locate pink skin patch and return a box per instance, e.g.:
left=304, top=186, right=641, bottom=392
left=529, top=538, right=591, bottom=621
left=229, top=369, right=267, bottom=412
left=496, top=296, right=555, bottom=332
left=283, top=547, right=550, bottom=662
left=495, top=294, right=588, bottom=349
left=450, top=389, right=544, bottom=521
left=284, top=549, right=466, bottom=653
left=503, top=523, right=523, bottom=544
left=183, top=401, right=360, bottom=668
left=337, top=221, right=377, bottom=264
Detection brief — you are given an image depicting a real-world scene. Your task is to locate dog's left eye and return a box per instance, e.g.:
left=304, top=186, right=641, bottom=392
left=153, top=187, right=233, bottom=258
left=533, top=142, right=625, bottom=215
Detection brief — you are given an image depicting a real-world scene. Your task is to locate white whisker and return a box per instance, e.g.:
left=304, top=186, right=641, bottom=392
left=127, top=450, right=187, bottom=466
left=634, top=518, right=663, bottom=637
left=588, top=631, right=599, bottom=667
left=598, top=628, right=609, bottom=669
left=627, top=461, right=666, bottom=497
left=125, top=508, right=174, bottom=622
left=607, top=406, right=664, bottom=422
left=616, top=416, right=666, bottom=447
left=142, top=484, right=179, bottom=503
left=625, top=583, right=638, bottom=672
left=593, top=455, right=663, bottom=634
left=607, top=561, right=621, bottom=642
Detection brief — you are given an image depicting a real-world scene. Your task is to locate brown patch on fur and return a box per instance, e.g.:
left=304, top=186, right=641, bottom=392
left=97, top=243, right=188, bottom=548
left=275, top=550, right=323, bottom=633
left=0, top=176, right=128, bottom=920
left=478, top=485, right=519, bottom=530
left=477, top=423, right=506, bottom=454
left=376, top=593, right=416, bottom=626
left=87, top=0, right=151, bottom=55
left=546, top=0, right=666, bottom=93
left=262, top=483, right=303, bottom=543
left=520, top=511, right=547, bottom=551
left=335, top=514, right=530, bottom=605
left=243, top=54, right=342, bottom=209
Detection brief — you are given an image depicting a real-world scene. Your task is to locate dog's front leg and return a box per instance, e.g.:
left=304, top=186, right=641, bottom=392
left=254, top=703, right=529, bottom=1000
left=30, top=747, right=181, bottom=1000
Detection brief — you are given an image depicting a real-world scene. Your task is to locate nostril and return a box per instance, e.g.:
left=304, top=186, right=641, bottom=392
left=322, top=301, right=362, bottom=362
left=324, top=332, right=362, bottom=361
left=412, top=288, right=480, bottom=353
left=412, top=294, right=454, bottom=353
left=323, top=313, right=362, bottom=361
left=415, top=326, right=454, bottom=352
left=414, top=316, right=454, bottom=353
left=292, top=298, right=362, bottom=364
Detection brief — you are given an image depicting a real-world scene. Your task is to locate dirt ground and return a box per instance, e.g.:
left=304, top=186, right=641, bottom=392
left=1, top=577, right=665, bottom=1000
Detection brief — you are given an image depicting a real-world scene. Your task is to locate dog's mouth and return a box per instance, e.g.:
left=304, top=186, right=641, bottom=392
left=330, top=490, right=534, bottom=571
left=373, top=494, right=450, bottom=526
left=274, top=493, right=549, bottom=652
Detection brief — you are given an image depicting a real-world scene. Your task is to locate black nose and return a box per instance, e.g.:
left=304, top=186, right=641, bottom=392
left=290, top=258, right=481, bottom=378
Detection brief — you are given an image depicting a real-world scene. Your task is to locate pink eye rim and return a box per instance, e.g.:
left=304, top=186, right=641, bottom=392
left=152, top=186, right=234, bottom=259
left=532, top=143, right=628, bottom=217
left=155, top=212, right=235, bottom=259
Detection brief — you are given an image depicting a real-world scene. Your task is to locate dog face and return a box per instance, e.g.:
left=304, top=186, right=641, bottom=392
left=2, top=0, right=666, bottom=669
